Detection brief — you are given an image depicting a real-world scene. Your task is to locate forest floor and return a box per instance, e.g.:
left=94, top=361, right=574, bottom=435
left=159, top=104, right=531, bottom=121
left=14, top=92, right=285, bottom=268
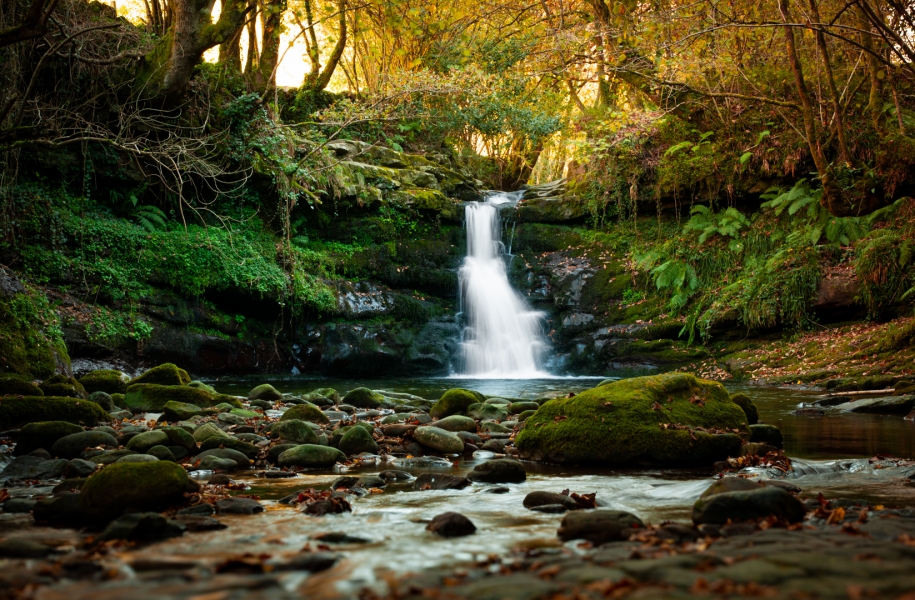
left=682, top=317, right=915, bottom=389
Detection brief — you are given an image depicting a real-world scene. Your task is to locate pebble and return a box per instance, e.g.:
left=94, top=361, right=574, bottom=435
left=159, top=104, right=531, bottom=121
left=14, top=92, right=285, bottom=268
left=427, top=512, right=476, bottom=537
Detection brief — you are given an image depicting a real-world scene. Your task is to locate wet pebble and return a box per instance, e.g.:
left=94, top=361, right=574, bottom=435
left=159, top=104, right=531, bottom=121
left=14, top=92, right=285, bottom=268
left=216, top=498, right=264, bottom=515
left=427, top=512, right=476, bottom=537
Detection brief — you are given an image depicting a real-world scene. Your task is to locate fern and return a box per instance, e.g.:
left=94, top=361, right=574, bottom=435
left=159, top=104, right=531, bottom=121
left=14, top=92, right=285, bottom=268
left=683, top=205, right=749, bottom=245
left=651, top=260, right=698, bottom=313
left=134, top=205, right=167, bottom=232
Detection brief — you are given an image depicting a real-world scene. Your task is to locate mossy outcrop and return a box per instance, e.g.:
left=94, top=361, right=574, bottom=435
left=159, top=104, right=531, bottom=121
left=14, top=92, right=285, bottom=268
left=515, top=373, right=748, bottom=466
left=129, top=363, right=191, bottom=386
left=79, top=370, right=129, bottom=395
left=0, top=396, right=110, bottom=429
left=280, top=402, right=329, bottom=424
left=124, top=384, right=241, bottom=411
left=430, top=389, right=483, bottom=419
left=730, top=393, right=759, bottom=425
left=0, top=374, right=43, bottom=397
left=39, top=375, right=87, bottom=398
left=79, top=461, right=189, bottom=519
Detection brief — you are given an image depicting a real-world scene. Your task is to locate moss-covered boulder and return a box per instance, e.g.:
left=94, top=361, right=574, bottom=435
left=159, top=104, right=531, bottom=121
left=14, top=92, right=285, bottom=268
left=338, top=426, right=379, bottom=456
left=414, top=426, right=465, bottom=453
left=51, top=430, right=119, bottom=459
left=199, top=436, right=259, bottom=459
left=0, top=396, right=110, bottom=430
left=430, top=389, right=482, bottom=419
left=124, top=384, right=240, bottom=412
left=0, top=374, right=43, bottom=397
left=187, top=381, right=217, bottom=394
left=157, top=426, right=197, bottom=453
left=79, top=370, right=129, bottom=395
left=89, top=449, right=137, bottom=465
left=126, top=430, right=170, bottom=453
left=192, top=422, right=229, bottom=443
left=342, top=387, right=384, bottom=409
left=433, top=415, right=478, bottom=433
left=467, top=403, right=510, bottom=421
left=509, top=401, right=540, bottom=414
left=79, top=461, right=189, bottom=519
left=14, top=421, right=84, bottom=455
left=280, top=402, right=329, bottom=425
left=249, top=383, right=283, bottom=401
left=39, top=375, right=87, bottom=398
left=312, top=388, right=341, bottom=404
left=161, top=401, right=205, bottom=422
left=730, top=393, right=759, bottom=425
left=515, top=373, right=748, bottom=466
left=87, top=391, right=114, bottom=411
left=278, top=444, right=345, bottom=468
left=129, top=363, right=191, bottom=387
left=749, top=424, right=783, bottom=449
left=270, top=419, right=319, bottom=444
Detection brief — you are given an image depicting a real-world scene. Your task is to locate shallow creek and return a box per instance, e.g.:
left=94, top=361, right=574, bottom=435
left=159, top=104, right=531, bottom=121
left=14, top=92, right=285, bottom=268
left=108, top=377, right=915, bottom=594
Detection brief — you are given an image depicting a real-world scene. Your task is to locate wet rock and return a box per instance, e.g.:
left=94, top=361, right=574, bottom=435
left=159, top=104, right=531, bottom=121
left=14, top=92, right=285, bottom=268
left=79, top=461, right=190, bottom=520
left=267, top=443, right=298, bottom=463
left=313, top=532, right=368, bottom=544
left=0, top=396, right=111, bottom=430
left=835, top=394, right=915, bottom=415
left=126, top=429, right=170, bottom=453
left=338, top=426, right=379, bottom=456
left=792, top=407, right=826, bottom=416
left=531, top=504, right=570, bottom=513
left=0, top=456, right=68, bottom=481
left=99, top=512, right=186, bottom=541
left=379, top=470, right=411, bottom=481
left=452, top=573, right=559, bottom=600
left=487, top=486, right=510, bottom=494
left=117, top=454, right=159, bottom=463
left=427, top=512, right=476, bottom=537
left=129, top=363, right=191, bottom=386
left=178, top=503, right=215, bottom=516
left=176, top=515, right=228, bottom=532
left=304, top=499, right=352, bottom=516
left=413, top=474, right=470, bottom=490
left=0, top=538, right=57, bottom=558
left=207, top=474, right=234, bottom=485
left=523, top=491, right=581, bottom=511
left=193, top=422, right=230, bottom=443
left=430, top=389, right=482, bottom=418
left=87, top=391, right=115, bottom=411
left=272, top=552, right=340, bottom=572
left=468, top=458, right=526, bottom=483
left=692, top=482, right=806, bottom=525
left=456, top=431, right=483, bottom=444
left=382, top=424, right=417, bottom=437
left=730, top=393, right=759, bottom=424
left=270, top=419, right=318, bottom=444
left=280, top=403, right=329, bottom=425
left=216, top=497, right=264, bottom=514
left=342, top=387, right=384, bottom=409
left=278, top=444, right=345, bottom=468
left=193, top=448, right=251, bottom=470
left=64, top=458, right=97, bottom=478
left=13, top=421, right=83, bottom=456
left=414, top=426, right=464, bottom=453
left=147, top=445, right=176, bottom=462
left=392, top=456, right=453, bottom=468
left=33, top=492, right=86, bottom=525
left=557, top=510, right=645, bottom=544
left=480, top=439, right=505, bottom=452
left=2, top=498, right=36, bottom=513
left=740, top=442, right=778, bottom=456
left=433, top=415, right=478, bottom=433
left=199, top=436, right=259, bottom=459
left=749, top=424, right=784, bottom=448
left=249, top=384, right=283, bottom=401
left=762, top=479, right=801, bottom=493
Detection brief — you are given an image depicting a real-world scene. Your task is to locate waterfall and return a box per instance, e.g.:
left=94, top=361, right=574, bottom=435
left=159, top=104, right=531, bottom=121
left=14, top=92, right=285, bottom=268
left=458, top=192, right=548, bottom=377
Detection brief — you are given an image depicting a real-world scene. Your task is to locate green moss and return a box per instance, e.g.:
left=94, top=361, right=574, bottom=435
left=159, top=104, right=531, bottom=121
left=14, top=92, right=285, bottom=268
left=311, top=388, right=340, bottom=403
left=342, top=387, right=383, bottom=409
left=161, top=401, right=205, bottom=421
left=129, top=363, right=191, bottom=386
left=199, top=436, right=259, bottom=458
left=14, top=421, right=84, bottom=455
left=281, top=402, right=329, bottom=424
left=0, top=287, right=69, bottom=379
left=730, top=393, right=759, bottom=425
left=39, top=374, right=87, bottom=398
left=277, top=444, right=345, bottom=467
left=515, top=373, right=747, bottom=466
left=187, top=380, right=217, bottom=394
left=338, top=425, right=379, bottom=456
left=0, top=374, right=43, bottom=397
left=124, top=384, right=240, bottom=411
left=430, top=388, right=482, bottom=418
left=0, top=396, right=110, bottom=429
left=248, top=383, right=282, bottom=400
left=271, top=419, right=318, bottom=444
left=79, top=461, right=189, bottom=519
left=78, top=370, right=129, bottom=395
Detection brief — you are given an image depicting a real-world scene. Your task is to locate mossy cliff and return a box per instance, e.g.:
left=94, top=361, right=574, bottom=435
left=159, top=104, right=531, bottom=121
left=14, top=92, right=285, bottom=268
left=515, top=373, right=747, bottom=466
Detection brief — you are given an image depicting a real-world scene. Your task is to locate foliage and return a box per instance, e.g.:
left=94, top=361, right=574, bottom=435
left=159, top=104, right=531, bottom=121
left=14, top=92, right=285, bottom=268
left=855, top=229, right=913, bottom=317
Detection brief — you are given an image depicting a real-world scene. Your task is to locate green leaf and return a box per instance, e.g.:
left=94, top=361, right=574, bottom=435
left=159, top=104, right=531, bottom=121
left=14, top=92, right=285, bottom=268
left=739, top=151, right=753, bottom=165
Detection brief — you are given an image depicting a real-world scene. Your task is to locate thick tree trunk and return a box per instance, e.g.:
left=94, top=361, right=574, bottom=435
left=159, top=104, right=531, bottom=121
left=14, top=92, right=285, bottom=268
left=254, top=0, right=286, bottom=91
left=301, top=0, right=346, bottom=92
left=806, top=0, right=851, bottom=164
left=218, top=0, right=246, bottom=72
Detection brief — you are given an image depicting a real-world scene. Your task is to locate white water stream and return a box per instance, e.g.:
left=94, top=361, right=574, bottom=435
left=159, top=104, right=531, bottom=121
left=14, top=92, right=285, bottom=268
left=458, top=192, right=549, bottom=377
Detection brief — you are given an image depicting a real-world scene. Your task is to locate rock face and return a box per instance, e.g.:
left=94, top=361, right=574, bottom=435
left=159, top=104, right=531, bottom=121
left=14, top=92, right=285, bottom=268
left=516, top=373, right=747, bottom=466
left=79, top=461, right=189, bottom=520
left=557, top=510, right=645, bottom=544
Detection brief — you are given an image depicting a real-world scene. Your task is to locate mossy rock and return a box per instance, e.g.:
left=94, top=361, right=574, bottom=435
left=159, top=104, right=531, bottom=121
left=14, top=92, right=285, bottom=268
left=230, top=408, right=262, bottom=419
left=343, top=387, right=384, bottom=409
left=199, top=436, right=259, bottom=459
left=248, top=383, right=283, bottom=401
left=312, top=388, right=341, bottom=404
left=481, top=422, right=510, bottom=433
left=89, top=449, right=138, bottom=465
left=111, top=393, right=125, bottom=406
left=124, top=384, right=240, bottom=412
left=430, top=389, right=482, bottom=419
left=270, top=419, right=319, bottom=444
left=187, top=380, right=218, bottom=394
left=129, top=363, right=191, bottom=387
left=517, top=410, right=536, bottom=422
left=87, top=391, right=114, bottom=411
left=193, top=448, right=251, bottom=469
left=126, top=430, right=170, bottom=453
left=52, top=430, right=119, bottom=458
left=157, top=426, right=197, bottom=452
left=147, top=445, right=176, bottom=462
left=433, top=415, right=478, bottom=433
left=515, top=373, right=748, bottom=466
left=301, top=392, right=334, bottom=407
left=278, top=444, right=345, bottom=468
left=467, top=403, right=510, bottom=421
left=0, top=374, right=43, bottom=397
left=749, top=424, right=783, bottom=449
left=161, top=401, right=205, bottom=422
left=0, top=294, right=69, bottom=380
left=281, top=403, right=329, bottom=425
left=484, top=397, right=511, bottom=405
left=14, top=421, right=84, bottom=455
left=0, top=396, right=110, bottom=430
left=338, top=426, right=379, bottom=456
left=510, top=401, right=539, bottom=414
left=79, top=461, right=189, bottom=519
left=730, top=393, right=759, bottom=425
left=78, top=370, right=129, bottom=395
left=39, top=375, right=87, bottom=398
left=192, top=422, right=229, bottom=443
left=267, top=443, right=299, bottom=463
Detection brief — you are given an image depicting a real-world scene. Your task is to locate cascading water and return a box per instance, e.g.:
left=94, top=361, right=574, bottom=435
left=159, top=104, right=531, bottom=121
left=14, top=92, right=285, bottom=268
left=458, top=191, right=549, bottom=377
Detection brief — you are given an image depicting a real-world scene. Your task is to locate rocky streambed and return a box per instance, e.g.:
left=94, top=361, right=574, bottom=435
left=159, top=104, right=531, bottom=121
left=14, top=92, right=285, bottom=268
left=1, top=366, right=915, bottom=599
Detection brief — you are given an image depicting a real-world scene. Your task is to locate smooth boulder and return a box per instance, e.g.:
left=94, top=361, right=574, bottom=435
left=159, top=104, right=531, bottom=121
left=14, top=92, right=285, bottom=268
left=692, top=482, right=806, bottom=524
left=414, top=426, right=464, bottom=454
left=468, top=458, right=526, bottom=483
left=51, top=430, right=118, bottom=459
left=79, top=461, right=189, bottom=519
left=278, top=444, right=345, bottom=468
left=557, top=510, right=645, bottom=544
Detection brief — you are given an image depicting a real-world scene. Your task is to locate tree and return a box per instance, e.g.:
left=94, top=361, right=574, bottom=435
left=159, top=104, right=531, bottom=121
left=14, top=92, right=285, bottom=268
left=298, top=0, right=347, bottom=92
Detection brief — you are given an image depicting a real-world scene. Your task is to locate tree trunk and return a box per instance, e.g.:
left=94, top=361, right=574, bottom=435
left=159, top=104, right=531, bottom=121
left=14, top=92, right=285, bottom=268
left=856, top=6, right=884, bottom=133
left=254, top=0, right=286, bottom=91
left=301, top=0, right=347, bottom=92
left=806, top=0, right=851, bottom=164
left=218, top=0, right=246, bottom=72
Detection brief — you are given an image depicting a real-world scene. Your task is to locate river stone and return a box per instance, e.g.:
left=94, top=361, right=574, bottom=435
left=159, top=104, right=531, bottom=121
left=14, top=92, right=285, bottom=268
left=0, top=374, right=43, bottom=397
left=481, top=421, right=510, bottom=433
left=484, top=397, right=511, bottom=405
left=301, top=392, right=334, bottom=407
left=516, top=373, right=748, bottom=466
left=267, top=443, right=299, bottom=463
left=80, top=461, right=189, bottom=519
left=692, top=484, right=806, bottom=524
left=199, top=436, right=259, bottom=458
left=338, top=426, right=378, bottom=456
left=100, top=512, right=185, bottom=542
left=0, top=456, right=68, bottom=481
left=730, top=393, right=759, bottom=424
left=427, top=512, right=476, bottom=537
left=51, top=431, right=118, bottom=459
left=433, top=415, right=478, bottom=433
left=217, top=497, right=264, bottom=514
left=278, top=444, right=345, bottom=468
left=413, top=474, right=471, bottom=490
left=468, top=458, right=526, bottom=483
left=218, top=412, right=246, bottom=426
left=0, top=396, right=111, bottom=430
left=162, top=401, right=205, bottom=422
left=456, top=431, right=483, bottom=444
left=87, top=391, right=114, bottom=411
left=468, top=403, right=511, bottom=421
left=32, top=492, right=86, bottom=526
left=510, top=402, right=539, bottom=414
left=523, top=491, right=580, bottom=511
left=124, top=383, right=231, bottom=412
left=749, top=424, right=784, bottom=448
left=481, top=439, right=505, bottom=452
left=64, top=458, right=97, bottom=478
left=342, top=388, right=384, bottom=409
left=249, top=384, right=283, bottom=401
left=281, top=403, right=329, bottom=424
left=430, top=389, right=482, bottom=418
left=193, top=422, right=230, bottom=443
left=558, top=510, right=645, bottom=544
left=39, top=375, right=87, bottom=398
left=414, top=426, right=464, bottom=454
left=126, top=430, right=170, bottom=453
left=147, top=445, right=176, bottom=462
left=312, top=388, right=341, bottom=404
left=14, top=421, right=84, bottom=456
left=157, top=426, right=197, bottom=453
left=129, top=363, right=191, bottom=386
left=89, top=449, right=137, bottom=465
left=117, top=454, right=159, bottom=463
left=271, top=419, right=318, bottom=444
left=197, top=455, right=237, bottom=471
left=193, top=448, right=251, bottom=470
